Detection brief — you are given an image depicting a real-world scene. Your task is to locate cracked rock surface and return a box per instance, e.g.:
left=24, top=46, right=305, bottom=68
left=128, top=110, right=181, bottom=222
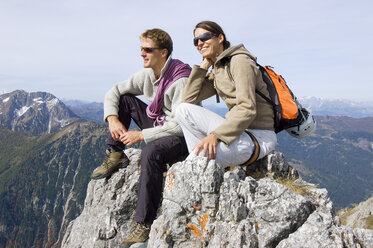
left=62, top=149, right=373, bottom=248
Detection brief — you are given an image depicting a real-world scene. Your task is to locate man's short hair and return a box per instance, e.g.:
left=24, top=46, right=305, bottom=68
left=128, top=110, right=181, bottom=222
left=140, top=28, right=173, bottom=58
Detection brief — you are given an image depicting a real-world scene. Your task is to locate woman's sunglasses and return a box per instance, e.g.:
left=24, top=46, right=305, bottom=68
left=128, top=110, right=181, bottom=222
left=141, top=47, right=162, bottom=53
left=193, top=33, right=219, bottom=46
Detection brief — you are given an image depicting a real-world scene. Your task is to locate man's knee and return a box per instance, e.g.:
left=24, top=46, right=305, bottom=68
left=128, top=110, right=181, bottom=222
left=140, top=144, right=166, bottom=173
left=119, top=93, right=135, bottom=100
left=119, top=93, right=136, bottom=107
left=141, top=144, right=163, bottom=161
left=140, top=136, right=187, bottom=172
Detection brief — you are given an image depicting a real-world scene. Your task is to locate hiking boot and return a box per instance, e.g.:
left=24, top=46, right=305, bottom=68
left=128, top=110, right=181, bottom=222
left=123, top=222, right=151, bottom=243
left=90, top=149, right=129, bottom=180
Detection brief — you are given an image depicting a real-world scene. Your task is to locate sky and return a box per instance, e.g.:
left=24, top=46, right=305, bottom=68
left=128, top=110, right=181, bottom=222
left=1, top=0, right=372, bottom=104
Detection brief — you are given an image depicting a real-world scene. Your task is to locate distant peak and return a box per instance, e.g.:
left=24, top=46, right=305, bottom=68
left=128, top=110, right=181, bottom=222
left=0, top=89, right=81, bottom=135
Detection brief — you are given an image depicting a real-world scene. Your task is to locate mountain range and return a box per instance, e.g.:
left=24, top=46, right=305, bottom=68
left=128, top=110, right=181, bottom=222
left=61, top=96, right=373, bottom=122
left=203, top=96, right=373, bottom=118
left=1, top=90, right=373, bottom=247
left=298, top=96, right=373, bottom=118
left=62, top=99, right=104, bottom=124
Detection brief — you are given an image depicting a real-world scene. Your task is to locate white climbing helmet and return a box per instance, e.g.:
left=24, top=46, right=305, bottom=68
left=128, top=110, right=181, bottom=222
left=286, top=108, right=316, bottom=139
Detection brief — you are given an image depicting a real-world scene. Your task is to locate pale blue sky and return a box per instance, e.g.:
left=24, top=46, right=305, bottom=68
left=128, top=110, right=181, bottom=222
left=1, top=0, right=372, bottom=103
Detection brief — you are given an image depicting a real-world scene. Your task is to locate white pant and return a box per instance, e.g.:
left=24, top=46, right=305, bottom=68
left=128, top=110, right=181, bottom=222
left=175, top=103, right=277, bottom=168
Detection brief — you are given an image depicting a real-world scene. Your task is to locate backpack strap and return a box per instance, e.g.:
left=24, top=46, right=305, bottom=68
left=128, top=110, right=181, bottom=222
left=226, top=56, right=234, bottom=82
left=215, top=91, right=220, bottom=103
left=240, top=130, right=260, bottom=166
left=255, top=89, right=275, bottom=107
left=225, top=56, right=275, bottom=106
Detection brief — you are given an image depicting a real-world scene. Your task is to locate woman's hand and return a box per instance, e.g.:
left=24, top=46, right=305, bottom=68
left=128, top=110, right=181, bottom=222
left=200, top=58, right=214, bottom=70
left=193, top=133, right=218, bottom=160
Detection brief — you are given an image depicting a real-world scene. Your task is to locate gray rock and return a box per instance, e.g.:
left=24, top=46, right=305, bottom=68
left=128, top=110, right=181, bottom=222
left=353, top=228, right=373, bottom=248
left=339, top=196, right=373, bottom=229
left=62, top=150, right=373, bottom=248
left=62, top=148, right=142, bottom=248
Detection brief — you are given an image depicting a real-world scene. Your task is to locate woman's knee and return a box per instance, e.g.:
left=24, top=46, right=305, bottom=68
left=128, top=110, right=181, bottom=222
left=175, top=102, right=194, bottom=122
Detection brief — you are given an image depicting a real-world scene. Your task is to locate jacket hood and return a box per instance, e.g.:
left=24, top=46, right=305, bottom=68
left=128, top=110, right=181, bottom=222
left=216, top=44, right=257, bottom=64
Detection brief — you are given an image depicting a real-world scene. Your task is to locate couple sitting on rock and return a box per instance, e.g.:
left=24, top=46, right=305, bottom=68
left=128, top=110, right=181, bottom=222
left=90, top=21, right=277, bottom=244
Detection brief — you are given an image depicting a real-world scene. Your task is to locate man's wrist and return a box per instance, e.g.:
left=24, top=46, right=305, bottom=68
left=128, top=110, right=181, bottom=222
left=107, top=115, right=119, bottom=123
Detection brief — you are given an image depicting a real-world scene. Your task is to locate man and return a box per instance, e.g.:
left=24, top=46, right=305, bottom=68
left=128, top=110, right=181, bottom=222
left=90, top=28, right=191, bottom=243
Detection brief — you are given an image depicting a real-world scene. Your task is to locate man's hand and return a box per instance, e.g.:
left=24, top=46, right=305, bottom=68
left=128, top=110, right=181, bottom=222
left=107, top=115, right=127, bottom=141
left=193, top=133, right=218, bottom=160
left=119, top=131, right=144, bottom=146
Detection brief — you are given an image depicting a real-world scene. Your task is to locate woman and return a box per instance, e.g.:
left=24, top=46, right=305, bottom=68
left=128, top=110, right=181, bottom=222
left=175, top=20, right=277, bottom=168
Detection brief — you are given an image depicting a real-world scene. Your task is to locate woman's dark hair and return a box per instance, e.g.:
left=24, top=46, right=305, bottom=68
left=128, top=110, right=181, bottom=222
left=194, top=21, right=230, bottom=49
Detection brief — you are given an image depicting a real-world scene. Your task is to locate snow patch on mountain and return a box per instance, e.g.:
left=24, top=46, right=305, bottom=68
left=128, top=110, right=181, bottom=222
left=55, top=118, right=73, bottom=128
left=46, top=98, right=59, bottom=110
left=33, top=97, right=44, bottom=104
left=16, top=106, right=31, bottom=117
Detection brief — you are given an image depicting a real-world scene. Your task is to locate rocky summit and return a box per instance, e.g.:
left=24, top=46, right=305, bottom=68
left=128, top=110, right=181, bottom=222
left=62, top=149, right=373, bottom=248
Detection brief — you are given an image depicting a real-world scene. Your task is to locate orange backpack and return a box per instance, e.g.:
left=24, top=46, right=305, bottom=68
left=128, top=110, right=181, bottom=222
left=256, top=65, right=303, bottom=133
left=227, top=60, right=303, bottom=133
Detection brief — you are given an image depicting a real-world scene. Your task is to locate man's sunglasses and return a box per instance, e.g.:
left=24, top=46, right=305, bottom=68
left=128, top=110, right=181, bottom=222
left=193, top=32, right=219, bottom=46
left=141, top=47, right=162, bottom=53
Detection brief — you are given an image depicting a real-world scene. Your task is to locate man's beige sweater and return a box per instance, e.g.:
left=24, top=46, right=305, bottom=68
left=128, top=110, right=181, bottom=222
left=104, top=56, right=188, bottom=144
